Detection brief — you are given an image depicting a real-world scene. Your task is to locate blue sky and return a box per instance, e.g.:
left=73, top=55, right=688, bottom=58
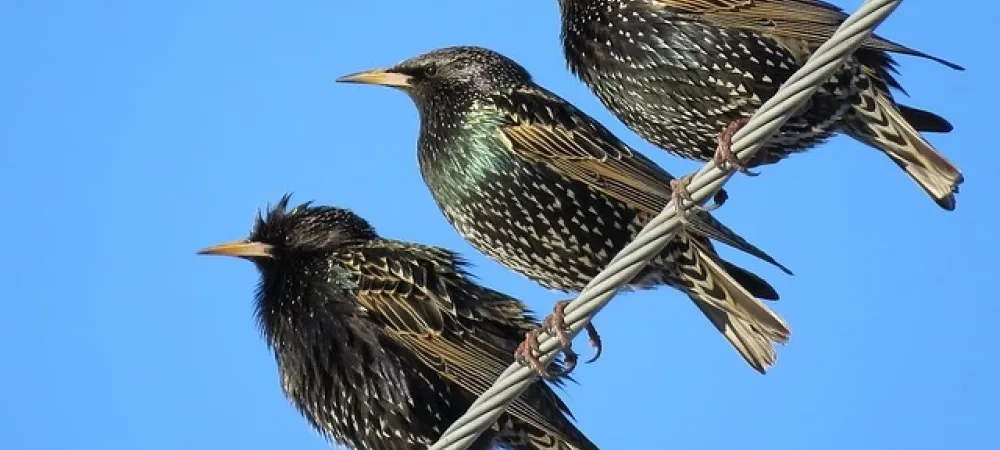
left=3, top=1, right=997, bottom=449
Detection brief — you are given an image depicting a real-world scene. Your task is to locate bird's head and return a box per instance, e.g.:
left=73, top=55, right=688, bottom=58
left=336, top=46, right=533, bottom=104
left=197, top=194, right=378, bottom=266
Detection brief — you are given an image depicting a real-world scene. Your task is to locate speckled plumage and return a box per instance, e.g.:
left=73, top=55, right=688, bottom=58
left=339, top=46, right=794, bottom=373
left=557, top=0, right=964, bottom=209
left=198, top=195, right=599, bottom=450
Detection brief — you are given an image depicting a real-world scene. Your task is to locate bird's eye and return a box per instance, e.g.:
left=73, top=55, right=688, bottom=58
left=424, top=65, right=438, bottom=77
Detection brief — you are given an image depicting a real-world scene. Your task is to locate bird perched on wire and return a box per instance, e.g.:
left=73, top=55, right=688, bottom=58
left=337, top=45, right=794, bottom=375
left=197, top=195, right=600, bottom=450
left=555, top=0, right=964, bottom=210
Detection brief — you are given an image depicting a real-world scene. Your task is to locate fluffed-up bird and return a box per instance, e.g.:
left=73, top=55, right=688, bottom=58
left=197, top=195, right=600, bottom=450
left=338, top=46, right=794, bottom=375
left=555, top=0, right=964, bottom=210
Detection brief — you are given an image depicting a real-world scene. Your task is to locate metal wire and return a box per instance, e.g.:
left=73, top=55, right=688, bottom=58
left=428, top=0, right=904, bottom=448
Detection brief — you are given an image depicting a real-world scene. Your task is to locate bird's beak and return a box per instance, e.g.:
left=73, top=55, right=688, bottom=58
left=197, top=240, right=274, bottom=259
left=336, top=68, right=412, bottom=88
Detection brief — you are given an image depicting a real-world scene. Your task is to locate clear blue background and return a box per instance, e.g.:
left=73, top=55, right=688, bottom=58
left=3, top=1, right=996, bottom=449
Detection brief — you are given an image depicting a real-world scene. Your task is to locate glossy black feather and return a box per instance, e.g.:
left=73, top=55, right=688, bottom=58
left=898, top=105, right=953, bottom=133
left=342, top=46, right=793, bottom=373
left=557, top=0, right=963, bottom=209
left=202, top=195, right=599, bottom=450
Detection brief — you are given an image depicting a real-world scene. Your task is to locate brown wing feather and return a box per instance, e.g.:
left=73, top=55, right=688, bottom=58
left=492, top=87, right=792, bottom=274
left=655, top=0, right=964, bottom=69
left=494, top=88, right=676, bottom=216
left=501, top=125, right=674, bottom=215
left=342, top=243, right=463, bottom=335
left=344, top=242, right=591, bottom=447
left=656, top=0, right=856, bottom=41
left=392, top=333, right=585, bottom=446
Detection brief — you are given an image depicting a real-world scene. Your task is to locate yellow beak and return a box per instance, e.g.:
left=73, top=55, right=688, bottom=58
left=336, top=68, right=412, bottom=88
left=197, top=240, right=274, bottom=259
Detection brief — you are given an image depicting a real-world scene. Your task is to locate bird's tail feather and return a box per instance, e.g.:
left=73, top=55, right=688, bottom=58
left=898, top=105, right=953, bottom=133
left=527, top=428, right=601, bottom=450
left=687, top=211, right=794, bottom=276
left=497, top=417, right=601, bottom=450
left=397, top=334, right=596, bottom=450
left=672, top=235, right=791, bottom=373
left=514, top=388, right=601, bottom=450
left=845, top=73, right=963, bottom=210
left=720, top=259, right=779, bottom=300
left=863, top=34, right=964, bottom=71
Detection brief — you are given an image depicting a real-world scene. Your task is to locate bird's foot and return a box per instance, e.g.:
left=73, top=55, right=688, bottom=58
left=546, top=300, right=602, bottom=365
left=669, top=175, right=727, bottom=223
left=514, top=300, right=602, bottom=378
left=515, top=329, right=555, bottom=377
left=716, top=117, right=759, bottom=176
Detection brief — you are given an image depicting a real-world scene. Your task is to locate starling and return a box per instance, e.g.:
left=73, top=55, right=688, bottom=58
left=197, top=195, right=600, bottom=450
left=337, top=46, right=794, bottom=375
left=556, top=0, right=965, bottom=210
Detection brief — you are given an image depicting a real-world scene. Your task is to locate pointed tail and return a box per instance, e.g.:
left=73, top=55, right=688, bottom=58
left=671, top=235, right=791, bottom=373
left=526, top=428, right=601, bottom=450
left=496, top=410, right=601, bottom=450
left=844, top=72, right=964, bottom=210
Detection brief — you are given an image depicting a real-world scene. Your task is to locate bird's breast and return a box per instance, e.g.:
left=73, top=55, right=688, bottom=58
left=273, top=322, right=460, bottom=449
left=418, top=134, right=647, bottom=291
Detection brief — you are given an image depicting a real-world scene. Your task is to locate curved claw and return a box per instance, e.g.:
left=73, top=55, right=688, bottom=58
left=582, top=323, right=603, bottom=364
left=553, top=348, right=578, bottom=378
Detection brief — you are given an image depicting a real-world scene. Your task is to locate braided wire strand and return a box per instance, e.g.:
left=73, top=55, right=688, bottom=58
left=428, top=0, right=904, bottom=447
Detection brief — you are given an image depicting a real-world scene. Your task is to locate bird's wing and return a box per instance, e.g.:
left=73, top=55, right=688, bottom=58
left=490, top=86, right=678, bottom=215
left=390, top=286, right=587, bottom=448
left=654, top=0, right=851, bottom=42
left=395, top=331, right=593, bottom=449
left=343, top=242, right=586, bottom=445
left=653, top=0, right=963, bottom=68
left=489, top=86, right=792, bottom=274
left=342, top=241, right=547, bottom=383
left=341, top=242, right=466, bottom=336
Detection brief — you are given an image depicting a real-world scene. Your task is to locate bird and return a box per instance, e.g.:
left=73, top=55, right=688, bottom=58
left=337, top=45, right=794, bottom=375
left=197, top=194, right=601, bottom=450
left=555, top=0, right=965, bottom=210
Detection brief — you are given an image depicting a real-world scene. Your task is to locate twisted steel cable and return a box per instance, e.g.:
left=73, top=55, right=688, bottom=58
left=428, top=1, right=905, bottom=448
